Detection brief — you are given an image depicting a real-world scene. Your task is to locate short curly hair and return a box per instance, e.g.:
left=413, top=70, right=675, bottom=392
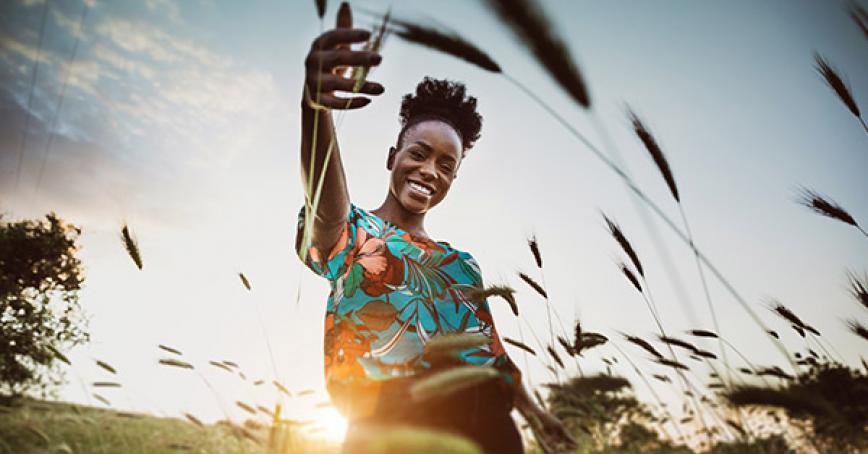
left=397, top=77, right=482, bottom=155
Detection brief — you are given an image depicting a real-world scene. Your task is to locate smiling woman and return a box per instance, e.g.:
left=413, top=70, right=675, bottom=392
left=294, top=3, right=575, bottom=454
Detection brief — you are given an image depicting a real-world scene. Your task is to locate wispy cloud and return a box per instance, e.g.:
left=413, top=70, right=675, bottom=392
left=2, top=4, right=281, bottom=225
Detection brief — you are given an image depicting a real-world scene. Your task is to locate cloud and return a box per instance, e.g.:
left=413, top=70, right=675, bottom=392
left=145, top=0, right=182, bottom=24
left=0, top=33, right=54, bottom=65
left=50, top=7, right=86, bottom=41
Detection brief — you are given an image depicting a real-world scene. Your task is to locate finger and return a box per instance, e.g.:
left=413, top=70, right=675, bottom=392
left=307, top=50, right=380, bottom=72
left=311, top=75, right=384, bottom=95
left=318, top=93, right=371, bottom=110
left=324, top=50, right=381, bottom=69
left=313, top=29, right=371, bottom=50
left=336, top=1, right=352, bottom=31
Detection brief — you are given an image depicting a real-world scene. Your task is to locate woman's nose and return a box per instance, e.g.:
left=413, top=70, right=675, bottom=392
left=418, top=160, right=437, bottom=180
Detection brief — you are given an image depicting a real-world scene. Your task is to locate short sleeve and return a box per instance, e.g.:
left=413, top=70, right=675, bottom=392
left=295, top=204, right=358, bottom=281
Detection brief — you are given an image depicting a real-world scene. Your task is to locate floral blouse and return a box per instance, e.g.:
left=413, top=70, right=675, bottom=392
left=296, top=203, right=519, bottom=418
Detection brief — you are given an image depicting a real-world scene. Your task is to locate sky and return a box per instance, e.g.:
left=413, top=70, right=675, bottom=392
left=1, top=0, right=867, bottom=446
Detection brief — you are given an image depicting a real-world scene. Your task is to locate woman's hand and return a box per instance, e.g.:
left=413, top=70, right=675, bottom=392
left=526, top=408, right=578, bottom=454
left=513, top=380, right=578, bottom=453
left=304, top=2, right=384, bottom=110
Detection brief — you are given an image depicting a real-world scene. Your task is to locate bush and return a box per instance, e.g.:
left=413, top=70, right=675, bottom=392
left=0, top=212, right=88, bottom=398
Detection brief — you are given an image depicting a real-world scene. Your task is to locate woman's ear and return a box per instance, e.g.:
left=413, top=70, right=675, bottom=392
left=386, top=146, right=396, bottom=170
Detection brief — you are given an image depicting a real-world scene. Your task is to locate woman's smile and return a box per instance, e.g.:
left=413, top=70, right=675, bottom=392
left=407, top=179, right=435, bottom=198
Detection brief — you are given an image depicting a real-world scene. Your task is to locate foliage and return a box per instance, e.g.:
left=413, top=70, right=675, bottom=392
left=0, top=212, right=88, bottom=398
left=726, top=362, right=868, bottom=452
left=536, top=374, right=689, bottom=453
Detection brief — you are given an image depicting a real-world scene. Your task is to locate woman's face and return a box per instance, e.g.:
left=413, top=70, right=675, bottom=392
left=387, top=120, right=463, bottom=214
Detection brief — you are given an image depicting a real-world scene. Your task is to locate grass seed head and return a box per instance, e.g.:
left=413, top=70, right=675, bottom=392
left=484, top=0, right=590, bottom=107
left=410, top=365, right=499, bottom=402
left=517, top=272, right=547, bottom=299
left=503, top=337, right=536, bottom=355
left=846, top=271, right=868, bottom=310
left=814, top=53, right=861, bottom=118
left=120, top=224, right=143, bottom=270
left=390, top=17, right=501, bottom=73
left=462, top=285, right=518, bottom=316
left=797, top=187, right=858, bottom=227
left=627, top=108, right=680, bottom=202
left=603, top=213, right=645, bottom=278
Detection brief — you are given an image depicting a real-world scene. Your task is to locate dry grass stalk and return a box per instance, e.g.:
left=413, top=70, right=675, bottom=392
left=236, top=401, right=257, bottom=415
left=627, top=108, right=680, bottom=202
left=797, top=188, right=863, bottom=235
left=47, top=345, right=71, bottom=365
left=603, top=214, right=644, bottom=277
left=693, top=349, right=717, bottom=360
left=767, top=330, right=779, bottom=339
left=528, top=235, right=542, bottom=268
left=687, top=329, right=718, bottom=338
left=92, top=381, right=121, bottom=388
left=209, top=361, right=233, bottom=373
left=546, top=345, right=564, bottom=368
left=557, top=335, right=575, bottom=356
left=846, top=271, right=868, bottom=310
left=755, top=366, right=793, bottom=381
left=850, top=1, right=868, bottom=40
left=463, top=285, right=518, bottom=316
left=658, top=335, right=699, bottom=353
left=847, top=319, right=868, bottom=342
left=813, top=53, right=863, bottom=122
left=273, top=381, right=291, bottom=396
left=484, top=0, right=590, bottom=108
left=389, top=16, right=501, bottom=73
left=93, top=394, right=110, bottom=406
left=410, top=365, right=499, bottom=401
left=624, top=334, right=664, bottom=359
left=351, top=9, right=389, bottom=94
left=159, top=358, right=194, bottom=370
left=619, top=262, right=642, bottom=293
left=655, top=358, right=689, bottom=371
left=95, top=360, right=116, bottom=374
left=770, top=302, right=820, bottom=336
left=424, top=333, right=490, bottom=366
left=239, top=273, right=252, bottom=291
left=503, top=337, right=536, bottom=355
left=184, top=413, right=204, bottom=427
left=575, top=332, right=608, bottom=356
left=120, top=224, right=142, bottom=270
left=158, top=344, right=182, bottom=356
left=222, top=360, right=239, bottom=368
left=518, top=272, right=547, bottom=298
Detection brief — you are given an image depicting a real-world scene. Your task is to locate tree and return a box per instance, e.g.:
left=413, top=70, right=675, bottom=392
left=0, top=212, right=88, bottom=398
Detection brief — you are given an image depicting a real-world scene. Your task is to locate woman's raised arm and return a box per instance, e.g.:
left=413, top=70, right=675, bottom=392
left=300, top=2, right=383, bottom=255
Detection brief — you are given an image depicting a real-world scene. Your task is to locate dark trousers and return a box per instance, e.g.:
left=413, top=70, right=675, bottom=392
left=342, top=380, right=524, bottom=454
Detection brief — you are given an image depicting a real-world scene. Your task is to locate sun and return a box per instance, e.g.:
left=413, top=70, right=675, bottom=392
left=312, top=406, right=348, bottom=443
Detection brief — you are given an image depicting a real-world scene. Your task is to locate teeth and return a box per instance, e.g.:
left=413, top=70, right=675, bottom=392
left=409, top=181, right=432, bottom=195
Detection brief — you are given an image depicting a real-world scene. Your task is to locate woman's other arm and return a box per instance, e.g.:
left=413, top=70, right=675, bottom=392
left=513, top=380, right=577, bottom=453
left=300, top=2, right=383, bottom=255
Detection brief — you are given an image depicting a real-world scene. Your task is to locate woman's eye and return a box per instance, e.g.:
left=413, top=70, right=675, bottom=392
left=440, top=165, right=453, bottom=173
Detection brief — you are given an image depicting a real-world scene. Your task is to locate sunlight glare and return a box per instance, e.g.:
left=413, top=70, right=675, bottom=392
left=313, top=406, right=348, bottom=443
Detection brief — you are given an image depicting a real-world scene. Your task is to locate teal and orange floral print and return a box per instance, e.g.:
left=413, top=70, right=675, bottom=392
left=296, top=204, right=519, bottom=414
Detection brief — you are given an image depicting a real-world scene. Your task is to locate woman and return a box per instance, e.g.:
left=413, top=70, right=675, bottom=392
left=296, top=3, right=576, bottom=453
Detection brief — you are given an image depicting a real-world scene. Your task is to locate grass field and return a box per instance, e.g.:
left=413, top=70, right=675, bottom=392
left=0, top=398, right=339, bottom=454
